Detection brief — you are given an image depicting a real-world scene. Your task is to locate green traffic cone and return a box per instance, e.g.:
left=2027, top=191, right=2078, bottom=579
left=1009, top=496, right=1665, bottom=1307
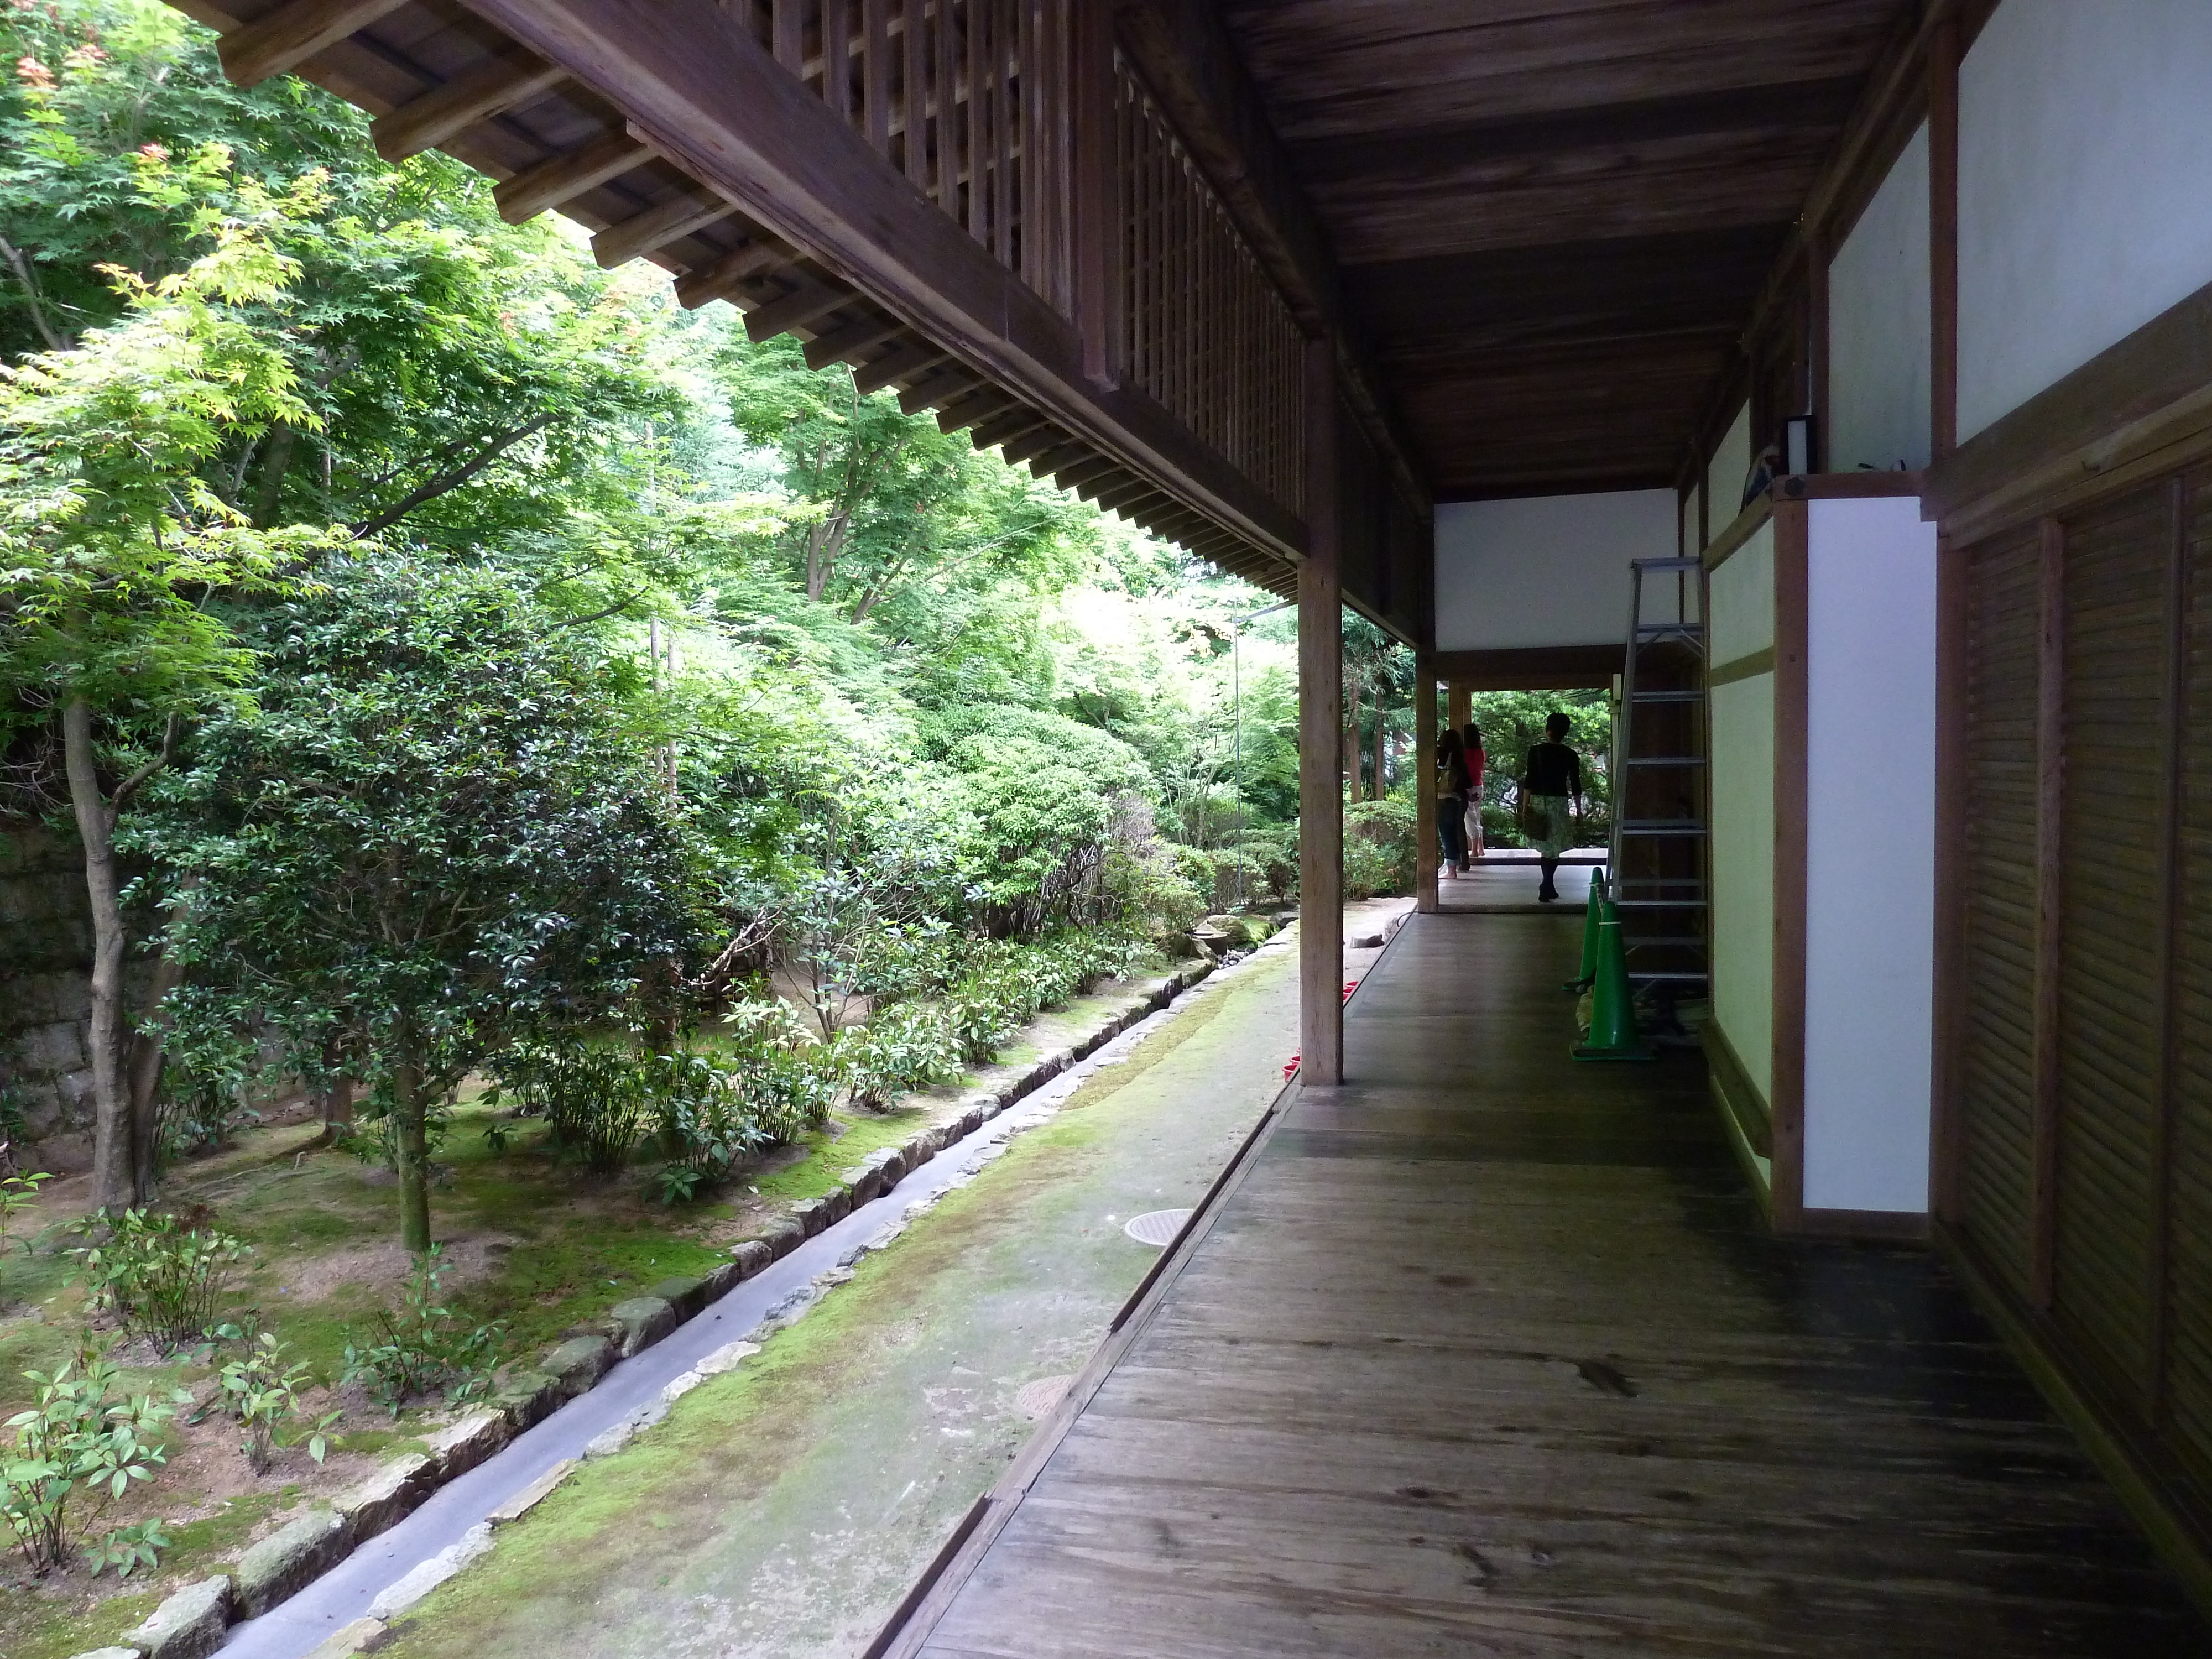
left=1573, top=899, right=1654, bottom=1062
left=1563, top=867, right=1607, bottom=992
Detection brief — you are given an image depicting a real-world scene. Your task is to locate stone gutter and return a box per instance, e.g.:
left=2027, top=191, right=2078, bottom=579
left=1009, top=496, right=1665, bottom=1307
left=87, top=958, right=1225, bottom=1659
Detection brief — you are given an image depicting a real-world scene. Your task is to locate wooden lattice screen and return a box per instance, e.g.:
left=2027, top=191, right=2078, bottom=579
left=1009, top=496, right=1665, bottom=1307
left=1114, top=53, right=1305, bottom=513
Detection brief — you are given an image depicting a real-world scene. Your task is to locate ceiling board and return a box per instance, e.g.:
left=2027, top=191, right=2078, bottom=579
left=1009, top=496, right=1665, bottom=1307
left=1215, top=0, right=1911, bottom=497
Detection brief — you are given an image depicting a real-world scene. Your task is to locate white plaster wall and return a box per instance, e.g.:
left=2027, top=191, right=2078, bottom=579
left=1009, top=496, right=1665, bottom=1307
left=1681, top=482, right=1702, bottom=555
left=1958, top=0, right=2212, bottom=438
left=1433, top=489, right=1677, bottom=651
left=1708, top=520, right=1775, bottom=1107
left=1829, top=123, right=1932, bottom=472
left=1801, top=498, right=1937, bottom=1215
left=1705, top=403, right=1753, bottom=532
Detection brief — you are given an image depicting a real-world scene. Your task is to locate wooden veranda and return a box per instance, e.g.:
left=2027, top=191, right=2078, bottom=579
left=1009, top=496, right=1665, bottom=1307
left=164, top=0, right=2212, bottom=1640
left=874, top=910, right=2211, bottom=1657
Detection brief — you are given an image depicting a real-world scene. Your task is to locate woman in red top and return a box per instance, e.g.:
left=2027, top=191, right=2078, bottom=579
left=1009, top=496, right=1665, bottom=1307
left=1460, top=723, right=1486, bottom=869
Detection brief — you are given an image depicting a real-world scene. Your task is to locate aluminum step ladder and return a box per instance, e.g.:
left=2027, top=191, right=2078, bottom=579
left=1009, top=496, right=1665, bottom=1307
left=1608, top=559, right=1709, bottom=991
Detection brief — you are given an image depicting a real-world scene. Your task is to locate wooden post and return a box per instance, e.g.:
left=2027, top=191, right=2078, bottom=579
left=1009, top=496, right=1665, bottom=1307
left=1070, top=0, right=1119, bottom=389
left=1416, top=656, right=1438, bottom=914
left=1447, top=682, right=1471, bottom=734
left=1929, top=13, right=1960, bottom=461
left=1300, top=336, right=1344, bottom=1086
left=2028, top=513, right=2065, bottom=1309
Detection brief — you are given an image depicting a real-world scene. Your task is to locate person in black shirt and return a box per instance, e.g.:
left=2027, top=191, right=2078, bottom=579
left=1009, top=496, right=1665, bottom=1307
left=1520, top=712, right=1583, bottom=902
left=1433, top=728, right=1470, bottom=878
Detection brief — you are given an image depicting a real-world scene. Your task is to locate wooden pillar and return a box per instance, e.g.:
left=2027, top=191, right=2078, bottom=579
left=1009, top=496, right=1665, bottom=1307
left=1416, top=657, right=1438, bottom=914
left=1299, top=336, right=1344, bottom=1086
left=1070, top=0, right=1119, bottom=390
left=1928, top=13, right=1960, bottom=462
left=1447, top=682, right=1471, bottom=734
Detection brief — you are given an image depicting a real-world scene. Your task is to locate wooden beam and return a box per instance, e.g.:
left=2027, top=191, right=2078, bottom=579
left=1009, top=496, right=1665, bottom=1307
left=1431, top=645, right=1623, bottom=692
left=898, top=366, right=982, bottom=415
left=593, top=190, right=733, bottom=268
left=495, top=131, right=653, bottom=224
left=1415, top=655, right=1437, bottom=914
left=1053, top=455, right=1120, bottom=492
left=371, top=53, right=567, bottom=162
left=1298, top=336, right=1343, bottom=1088
left=1929, top=12, right=1961, bottom=461
left=804, top=311, right=906, bottom=370
left=937, top=388, right=1019, bottom=434
left=1001, top=425, right=1074, bottom=466
left=2028, top=513, right=2065, bottom=1310
left=674, top=238, right=790, bottom=309
left=218, top=0, right=408, bottom=88
left=970, top=407, right=1048, bottom=450
left=1025, top=441, right=1093, bottom=478
left=1093, top=480, right=1162, bottom=516
left=1769, top=497, right=1810, bottom=1234
left=745, top=276, right=851, bottom=342
left=852, top=337, right=951, bottom=395
left=468, top=0, right=1305, bottom=561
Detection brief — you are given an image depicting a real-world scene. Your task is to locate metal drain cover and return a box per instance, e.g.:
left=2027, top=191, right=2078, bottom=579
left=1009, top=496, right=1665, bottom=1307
left=1123, top=1208, right=1193, bottom=1246
left=1013, top=1375, right=1073, bottom=1419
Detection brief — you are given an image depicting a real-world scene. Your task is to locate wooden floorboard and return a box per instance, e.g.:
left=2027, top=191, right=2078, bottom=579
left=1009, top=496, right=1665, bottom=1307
left=912, top=912, right=2212, bottom=1657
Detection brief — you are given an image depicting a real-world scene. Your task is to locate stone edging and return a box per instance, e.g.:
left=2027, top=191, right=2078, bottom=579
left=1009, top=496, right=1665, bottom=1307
left=97, top=961, right=1220, bottom=1659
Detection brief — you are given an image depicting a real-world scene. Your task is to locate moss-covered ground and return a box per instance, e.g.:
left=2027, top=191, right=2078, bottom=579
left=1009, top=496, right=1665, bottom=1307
left=375, top=943, right=1302, bottom=1659
left=0, top=967, right=1194, bottom=1659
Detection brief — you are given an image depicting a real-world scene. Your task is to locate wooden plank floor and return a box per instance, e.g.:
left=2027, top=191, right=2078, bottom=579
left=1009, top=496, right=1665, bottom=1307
left=911, top=911, right=2211, bottom=1657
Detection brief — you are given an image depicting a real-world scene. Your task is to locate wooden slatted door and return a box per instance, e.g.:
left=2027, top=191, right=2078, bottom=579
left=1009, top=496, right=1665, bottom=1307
left=2053, top=484, right=2175, bottom=1401
left=1958, top=524, right=2040, bottom=1305
left=1950, top=466, right=2212, bottom=1537
left=2171, top=465, right=2212, bottom=1474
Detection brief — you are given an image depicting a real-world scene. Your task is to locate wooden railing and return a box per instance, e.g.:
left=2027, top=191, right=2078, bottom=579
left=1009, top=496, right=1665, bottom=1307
left=732, top=1, right=1071, bottom=313
left=1114, top=53, right=1304, bottom=513
left=724, top=1, right=1304, bottom=513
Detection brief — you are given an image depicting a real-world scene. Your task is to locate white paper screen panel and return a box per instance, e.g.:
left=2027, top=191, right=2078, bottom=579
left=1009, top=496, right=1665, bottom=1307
left=1958, top=0, right=2212, bottom=439
left=1708, top=521, right=1776, bottom=1108
left=1829, top=123, right=1932, bottom=473
left=1705, top=403, right=1753, bottom=531
left=1801, top=497, right=1937, bottom=1214
left=1432, top=491, right=1676, bottom=652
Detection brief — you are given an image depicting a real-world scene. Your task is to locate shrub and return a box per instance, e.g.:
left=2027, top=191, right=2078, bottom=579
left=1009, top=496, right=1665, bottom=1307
left=197, top=1316, right=337, bottom=1473
left=1, top=1168, right=53, bottom=1256
left=841, top=1003, right=963, bottom=1112
left=2, top=1348, right=184, bottom=1577
left=340, top=1245, right=504, bottom=1417
left=1344, top=798, right=1415, bottom=899
left=67, top=1209, right=249, bottom=1353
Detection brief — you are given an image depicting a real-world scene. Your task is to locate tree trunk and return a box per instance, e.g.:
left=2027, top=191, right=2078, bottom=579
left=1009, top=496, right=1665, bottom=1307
left=124, top=931, right=186, bottom=1203
left=1345, top=679, right=1364, bottom=804
left=392, top=1021, right=432, bottom=1253
left=63, top=699, right=134, bottom=1213
left=251, top=420, right=297, bottom=528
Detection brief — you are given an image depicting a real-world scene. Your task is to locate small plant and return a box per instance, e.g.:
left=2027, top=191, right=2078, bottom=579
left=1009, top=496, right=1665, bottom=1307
left=67, top=1209, right=249, bottom=1353
left=1, top=1348, right=185, bottom=1577
left=84, top=1517, right=172, bottom=1580
left=650, top=1164, right=707, bottom=1205
left=480, top=1118, right=516, bottom=1154
left=841, top=1003, right=963, bottom=1111
left=197, top=1316, right=337, bottom=1472
left=340, top=1245, right=505, bottom=1416
left=1, top=1166, right=54, bottom=1256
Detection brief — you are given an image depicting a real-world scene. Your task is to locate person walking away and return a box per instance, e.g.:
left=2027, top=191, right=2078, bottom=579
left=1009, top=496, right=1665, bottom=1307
left=1519, top=712, right=1583, bottom=902
left=1460, top=722, right=1486, bottom=869
left=1433, top=728, right=1469, bottom=880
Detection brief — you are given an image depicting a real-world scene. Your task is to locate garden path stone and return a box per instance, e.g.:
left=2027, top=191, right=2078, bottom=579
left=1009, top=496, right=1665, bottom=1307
left=65, top=1647, right=144, bottom=1658
left=729, top=1239, right=773, bottom=1277
left=237, top=1511, right=352, bottom=1618
left=337, top=1453, right=434, bottom=1541
left=644, top=1274, right=708, bottom=1320
left=300, top=1619, right=384, bottom=1659
left=127, top=1573, right=232, bottom=1659
left=424, top=1410, right=508, bottom=1480
left=606, top=1296, right=675, bottom=1358
left=539, top=1335, right=614, bottom=1400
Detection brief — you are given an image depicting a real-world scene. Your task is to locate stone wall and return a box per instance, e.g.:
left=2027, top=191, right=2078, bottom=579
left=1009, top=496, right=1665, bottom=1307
left=0, top=822, right=130, bottom=1168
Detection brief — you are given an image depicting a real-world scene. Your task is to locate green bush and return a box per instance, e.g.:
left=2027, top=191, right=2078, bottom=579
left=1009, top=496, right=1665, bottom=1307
left=340, top=1245, right=505, bottom=1417
left=196, top=1315, right=337, bottom=1473
left=1344, top=798, right=1415, bottom=899
left=840, top=1003, right=963, bottom=1112
left=66, top=1209, right=249, bottom=1354
left=2, top=1347, right=183, bottom=1577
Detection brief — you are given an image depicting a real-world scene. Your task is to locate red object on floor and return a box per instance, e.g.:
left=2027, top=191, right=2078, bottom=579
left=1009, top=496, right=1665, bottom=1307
left=1282, top=1055, right=1299, bottom=1078
left=1342, top=979, right=1359, bottom=1003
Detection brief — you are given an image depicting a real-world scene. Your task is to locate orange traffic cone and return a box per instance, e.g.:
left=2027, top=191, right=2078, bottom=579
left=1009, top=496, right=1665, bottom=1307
left=1572, top=899, right=1653, bottom=1062
left=1563, top=868, right=1606, bottom=993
